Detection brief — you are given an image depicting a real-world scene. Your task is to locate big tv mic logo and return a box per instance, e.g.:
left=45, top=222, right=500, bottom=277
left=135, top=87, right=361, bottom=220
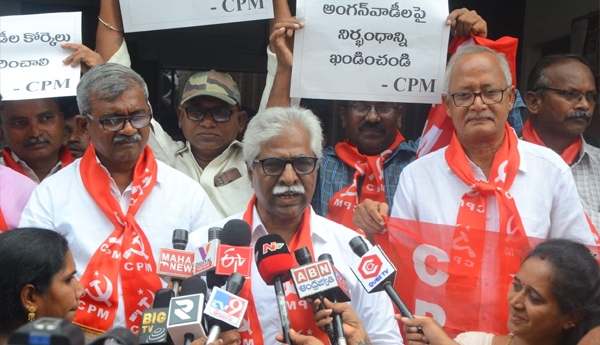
left=204, top=288, right=248, bottom=328
left=157, top=248, right=194, bottom=279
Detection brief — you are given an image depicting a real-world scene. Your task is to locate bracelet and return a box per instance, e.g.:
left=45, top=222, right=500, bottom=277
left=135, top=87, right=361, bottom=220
left=98, top=16, right=123, bottom=32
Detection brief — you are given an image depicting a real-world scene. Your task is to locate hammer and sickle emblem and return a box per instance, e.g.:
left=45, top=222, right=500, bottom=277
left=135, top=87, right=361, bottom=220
left=86, top=275, right=113, bottom=307
left=123, top=235, right=149, bottom=259
left=453, top=229, right=476, bottom=258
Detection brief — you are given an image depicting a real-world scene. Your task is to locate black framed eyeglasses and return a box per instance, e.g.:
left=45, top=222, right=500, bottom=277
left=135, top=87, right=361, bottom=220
left=449, top=88, right=508, bottom=107
left=538, top=87, right=599, bottom=105
left=85, top=113, right=153, bottom=132
left=346, top=102, right=398, bottom=116
left=253, top=157, right=319, bottom=176
left=184, top=107, right=235, bottom=122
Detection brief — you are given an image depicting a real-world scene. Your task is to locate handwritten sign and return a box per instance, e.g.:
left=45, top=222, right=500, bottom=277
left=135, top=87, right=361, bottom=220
left=119, top=0, right=273, bottom=33
left=0, top=12, right=82, bottom=101
left=291, top=0, right=450, bottom=104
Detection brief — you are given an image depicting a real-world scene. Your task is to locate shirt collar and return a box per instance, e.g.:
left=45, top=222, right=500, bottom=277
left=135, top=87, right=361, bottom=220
left=11, top=150, right=61, bottom=184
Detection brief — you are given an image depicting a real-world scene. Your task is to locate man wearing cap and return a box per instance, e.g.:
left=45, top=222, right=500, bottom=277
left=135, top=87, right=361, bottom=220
left=150, top=71, right=251, bottom=218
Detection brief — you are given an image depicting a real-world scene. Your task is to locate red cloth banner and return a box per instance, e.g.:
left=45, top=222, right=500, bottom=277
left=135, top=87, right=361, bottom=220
left=384, top=217, right=545, bottom=337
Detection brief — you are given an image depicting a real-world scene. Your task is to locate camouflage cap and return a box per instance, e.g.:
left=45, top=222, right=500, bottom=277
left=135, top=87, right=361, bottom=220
left=180, top=71, right=241, bottom=107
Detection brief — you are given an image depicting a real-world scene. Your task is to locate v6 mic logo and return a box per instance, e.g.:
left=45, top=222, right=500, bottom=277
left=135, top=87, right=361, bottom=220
left=358, top=254, right=382, bottom=279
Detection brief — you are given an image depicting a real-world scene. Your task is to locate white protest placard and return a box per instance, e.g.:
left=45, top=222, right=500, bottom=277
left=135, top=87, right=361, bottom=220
left=120, top=0, right=273, bottom=33
left=291, top=0, right=450, bottom=104
left=0, top=12, right=82, bottom=101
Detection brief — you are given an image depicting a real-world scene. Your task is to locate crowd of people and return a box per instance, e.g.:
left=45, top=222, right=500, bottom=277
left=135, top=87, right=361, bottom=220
left=0, top=0, right=598, bottom=344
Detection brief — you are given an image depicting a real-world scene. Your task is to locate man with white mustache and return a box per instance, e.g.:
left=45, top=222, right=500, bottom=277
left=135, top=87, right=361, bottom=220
left=189, top=107, right=402, bottom=345
left=522, top=54, right=600, bottom=229
left=20, top=63, right=219, bottom=334
left=390, top=45, right=596, bottom=242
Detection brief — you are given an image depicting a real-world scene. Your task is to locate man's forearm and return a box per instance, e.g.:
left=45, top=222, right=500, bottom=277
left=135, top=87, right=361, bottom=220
left=96, top=0, right=124, bottom=61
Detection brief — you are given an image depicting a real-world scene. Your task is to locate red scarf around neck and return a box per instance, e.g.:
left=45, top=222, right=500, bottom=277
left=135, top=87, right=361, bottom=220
left=521, top=119, right=599, bottom=243
left=73, top=143, right=162, bottom=334
left=522, top=119, right=582, bottom=166
left=2, top=146, right=74, bottom=178
left=237, top=196, right=330, bottom=344
left=327, top=131, right=404, bottom=232
left=444, top=123, right=531, bottom=294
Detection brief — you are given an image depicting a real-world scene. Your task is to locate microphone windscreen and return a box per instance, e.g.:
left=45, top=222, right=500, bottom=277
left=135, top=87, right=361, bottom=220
left=294, top=247, right=313, bottom=266
left=89, top=327, right=137, bottom=345
left=254, top=234, right=295, bottom=285
left=226, top=273, right=246, bottom=295
left=221, top=220, right=251, bottom=246
left=154, top=288, right=174, bottom=308
left=181, top=276, right=207, bottom=296
left=349, top=236, right=369, bottom=257
left=172, top=229, right=189, bottom=250
left=318, top=253, right=334, bottom=264
left=208, top=227, right=222, bottom=241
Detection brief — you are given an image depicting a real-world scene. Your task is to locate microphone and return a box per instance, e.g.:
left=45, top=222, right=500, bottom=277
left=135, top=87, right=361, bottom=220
left=318, top=254, right=349, bottom=345
left=208, top=219, right=253, bottom=289
left=167, top=277, right=207, bottom=345
left=139, top=289, right=174, bottom=345
left=88, top=327, right=137, bottom=345
left=194, top=227, right=221, bottom=276
left=204, top=273, right=249, bottom=343
left=158, top=230, right=194, bottom=297
left=9, top=318, right=84, bottom=345
left=348, top=236, right=419, bottom=322
left=292, top=248, right=337, bottom=345
left=254, top=234, right=296, bottom=345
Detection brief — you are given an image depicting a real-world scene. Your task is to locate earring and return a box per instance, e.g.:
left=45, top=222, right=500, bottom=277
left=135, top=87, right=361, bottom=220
left=28, top=306, right=36, bottom=322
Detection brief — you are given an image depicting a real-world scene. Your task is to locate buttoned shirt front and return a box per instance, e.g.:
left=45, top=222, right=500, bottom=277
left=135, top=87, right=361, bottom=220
left=0, top=150, right=62, bottom=184
left=189, top=206, right=404, bottom=345
left=20, top=157, right=220, bottom=329
left=312, top=141, right=418, bottom=217
left=571, top=141, right=600, bottom=230
left=391, top=140, right=595, bottom=243
left=149, top=119, right=253, bottom=218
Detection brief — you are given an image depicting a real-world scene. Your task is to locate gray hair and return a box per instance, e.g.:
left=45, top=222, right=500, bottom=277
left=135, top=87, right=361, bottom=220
left=243, top=107, right=323, bottom=168
left=76, top=63, right=149, bottom=115
left=444, top=45, right=512, bottom=92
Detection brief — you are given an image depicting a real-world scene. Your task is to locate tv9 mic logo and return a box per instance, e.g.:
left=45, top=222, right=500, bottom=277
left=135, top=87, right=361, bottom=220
left=358, top=254, right=382, bottom=279
left=205, top=288, right=248, bottom=328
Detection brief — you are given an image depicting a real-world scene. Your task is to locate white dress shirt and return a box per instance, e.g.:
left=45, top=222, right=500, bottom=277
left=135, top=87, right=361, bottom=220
left=20, top=157, right=220, bottom=329
left=391, top=140, right=594, bottom=244
left=189, top=206, right=404, bottom=345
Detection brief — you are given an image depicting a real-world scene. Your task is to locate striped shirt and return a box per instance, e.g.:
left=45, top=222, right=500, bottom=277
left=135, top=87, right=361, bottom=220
left=571, top=141, right=600, bottom=230
left=311, top=140, right=418, bottom=216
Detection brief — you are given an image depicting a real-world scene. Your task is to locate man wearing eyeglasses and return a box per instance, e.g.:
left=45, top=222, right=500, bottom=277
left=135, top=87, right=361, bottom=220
left=522, top=54, right=600, bottom=229
left=149, top=70, right=252, bottom=218
left=20, top=63, right=219, bottom=333
left=390, top=45, right=595, bottom=243
left=386, top=45, right=596, bottom=337
left=189, top=106, right=402, bottom=345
